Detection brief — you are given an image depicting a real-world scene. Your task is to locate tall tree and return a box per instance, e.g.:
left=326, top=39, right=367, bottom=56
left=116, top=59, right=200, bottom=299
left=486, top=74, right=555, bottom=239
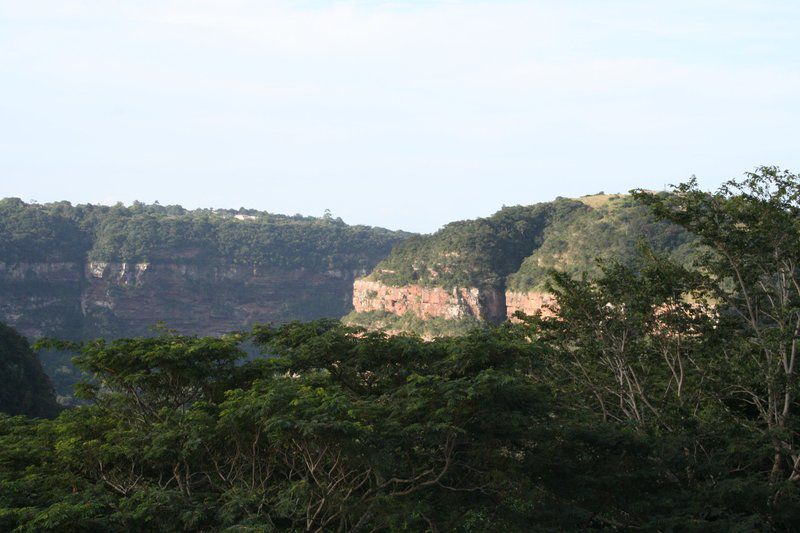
left=518, top=251, right=714, bottom=430
left=635, top=167, right=800, bottom=497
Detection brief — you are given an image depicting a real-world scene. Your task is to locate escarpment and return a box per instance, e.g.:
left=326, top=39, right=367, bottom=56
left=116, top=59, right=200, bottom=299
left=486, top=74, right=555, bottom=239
left=347, top=194, right=696, bottom=336
left=0, top=199, right=408, bottom=340
left=504, top=290, right=555, bottom=319
left=79, top=260, right=372, bottom=338
left=352, top=279, right=506, bottom=323
left=0, top=199, right=411, bottom=400
left=0, top=194, right=697, bottom=395
left=0, top=261, right=85, bottom=339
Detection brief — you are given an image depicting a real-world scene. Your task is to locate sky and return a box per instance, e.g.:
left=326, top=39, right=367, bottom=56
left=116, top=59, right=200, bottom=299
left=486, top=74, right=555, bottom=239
left=1, top=1, right=799, bottom=233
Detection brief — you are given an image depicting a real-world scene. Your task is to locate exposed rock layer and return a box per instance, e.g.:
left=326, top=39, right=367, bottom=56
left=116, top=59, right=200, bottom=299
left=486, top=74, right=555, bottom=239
left=352, top=281, right=555, bottom=327
left=0, top=260, right=368, bottom=339
left=505, top=290, right=555, bottom=319
left=352, top=279, right=507, bottom=324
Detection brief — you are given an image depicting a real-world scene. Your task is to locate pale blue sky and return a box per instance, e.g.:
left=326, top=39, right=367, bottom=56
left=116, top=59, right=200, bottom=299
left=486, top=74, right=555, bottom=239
left=2, top=1, right=799, bottom=232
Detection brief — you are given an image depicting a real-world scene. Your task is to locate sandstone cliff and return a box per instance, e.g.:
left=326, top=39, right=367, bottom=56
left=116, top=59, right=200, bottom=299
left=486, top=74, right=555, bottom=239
left=83, top=261, right=371, bottom=337
left=0, top=259, right=371, bottom=340
left=350, top=282, right=554, bottom=330
left=352, top=279, right=506, bottom=323
left=504, top=290, right=555, bottom=319
left=0, top=261, right=84, bottom=339
left=0, top=198, right=409, bottom=341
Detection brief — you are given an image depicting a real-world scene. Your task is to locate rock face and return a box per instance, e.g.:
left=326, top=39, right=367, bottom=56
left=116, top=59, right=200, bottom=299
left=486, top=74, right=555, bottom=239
left=0, top=261, right=84, bottom=339
left=352, top=280, right=554, bottom=326
left=352, top=279, right=506, bottom=324
left=0, top=259, right=369, bottom=340
left=504, top=290, right=555, bottom=319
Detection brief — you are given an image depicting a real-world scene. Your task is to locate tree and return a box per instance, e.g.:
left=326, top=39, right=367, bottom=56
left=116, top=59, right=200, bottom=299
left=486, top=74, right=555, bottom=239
left=635, top=166, right=800, bottom=506
left=1, top=322, right=678, bottom=531
left=518, top=250, right=714, bottom=430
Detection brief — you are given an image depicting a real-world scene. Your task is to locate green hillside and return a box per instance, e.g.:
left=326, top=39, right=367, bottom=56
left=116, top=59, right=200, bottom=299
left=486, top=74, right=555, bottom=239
left=366, top=198, right=586, bottom=290
left=0, top=322, right=59, bottom=418
left=507, top=194, right=695, bottom=291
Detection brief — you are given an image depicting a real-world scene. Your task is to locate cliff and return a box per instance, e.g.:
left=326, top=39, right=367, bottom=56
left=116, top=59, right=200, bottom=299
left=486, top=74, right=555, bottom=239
left=0, top=198, right=408, bottom=339
left=0, top=259, right=381, bottom=403
left=80, top=260, right=369, bottom=337
left=0, top=256, right=396, bottom=343
left=348, top=194, right=696, bottom=336
left=504, top=290, right=555, bottom=319
left=0, top=198, right=410, bottom=401
left=346, top=282, right=551, bottom=335
left=352, top=279, right=505, bottom=323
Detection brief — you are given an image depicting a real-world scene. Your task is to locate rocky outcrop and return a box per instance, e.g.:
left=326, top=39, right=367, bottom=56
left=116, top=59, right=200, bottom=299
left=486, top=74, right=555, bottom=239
left=505, top=290, right=555, bottom=319
left=0, top=261, right=82, bottom=281
left=0, top=260, right=370, bottom=340
left=352, top=280, right=555, bottom=328
left=0, top=262, right=84, bottom=339
left=81, top=261, right=370, bottom=337
left=352, top=279, right=506, bottom=324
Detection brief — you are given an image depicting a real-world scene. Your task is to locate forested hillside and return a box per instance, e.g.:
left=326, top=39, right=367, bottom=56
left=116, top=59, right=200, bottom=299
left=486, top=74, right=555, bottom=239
left=0, top=322, right=59, bottom=419
left=506, top=194, right=696, bottom=291
left=363, top=199, right=585, bottom=290
left=3, top=168, right=800, bottom=531
left=346, top=193, right=696, bottom=337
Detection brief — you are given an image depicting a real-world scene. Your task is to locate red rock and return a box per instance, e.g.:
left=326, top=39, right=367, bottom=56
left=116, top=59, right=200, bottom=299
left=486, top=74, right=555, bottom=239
left=504, top=290, right=556, bottom=320
left=352, top=279, right=506, bottom=323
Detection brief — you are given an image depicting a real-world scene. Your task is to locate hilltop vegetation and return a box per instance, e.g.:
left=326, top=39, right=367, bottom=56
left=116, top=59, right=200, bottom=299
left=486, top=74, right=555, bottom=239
left=0, top=198, right=408, bottom=270
left=507, top=194, right=696, bottom=291
left=0, top=199, right=90, bottom=263
left=366, top=199, right=586, bottom=289
left=363, top=194, right=694, bottom=294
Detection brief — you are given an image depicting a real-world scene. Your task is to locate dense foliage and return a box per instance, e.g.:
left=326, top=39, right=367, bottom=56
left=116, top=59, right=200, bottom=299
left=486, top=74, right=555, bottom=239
left=367, top=199, right=586, bottom=289
left=0, top=322, right=59, bottom=418
left=0, top=199, right=90, bottom=263
left=342, top=310, right=486, bottom=338
left=635, top=166, right=800, bottom=499
left=6, top=167, right=800, bottom=530
left=506, top=194, right=696, bottom=291
left=366, top=195, right=694, bottom=293
left=1, top=323, right=650, bottom=531
left=0, top=199, right=408, bottom=270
